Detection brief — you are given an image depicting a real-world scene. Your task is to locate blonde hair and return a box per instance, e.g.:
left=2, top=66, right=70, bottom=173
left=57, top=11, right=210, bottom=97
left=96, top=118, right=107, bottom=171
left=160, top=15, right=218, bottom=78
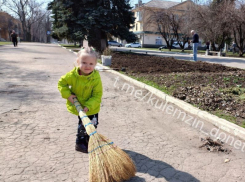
left=75, top=46, right=98, bottom=66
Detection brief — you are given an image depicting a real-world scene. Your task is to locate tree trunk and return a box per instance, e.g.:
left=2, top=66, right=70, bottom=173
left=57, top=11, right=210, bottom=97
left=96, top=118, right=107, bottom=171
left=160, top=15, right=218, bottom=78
left=101, top=31, right=107, bottom=52
left=27, top=25, right=32, bottom=42
left=88, top=28, right=107, bottom=53
left=211, top=42, right=216, bottom=51
left=239, top=49, right=244, bottom=57
left=21, top=21, right=27, bottom=41
left=79, top=40, right=83, bottom=47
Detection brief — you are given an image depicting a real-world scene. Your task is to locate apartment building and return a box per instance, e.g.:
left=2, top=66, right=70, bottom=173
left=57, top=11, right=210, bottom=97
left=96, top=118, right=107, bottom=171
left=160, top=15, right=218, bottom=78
left=132, top=0, right=193, bottom=48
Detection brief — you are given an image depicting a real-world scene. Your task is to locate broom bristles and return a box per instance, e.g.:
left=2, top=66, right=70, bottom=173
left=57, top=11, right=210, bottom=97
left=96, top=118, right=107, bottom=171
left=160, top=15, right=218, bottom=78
left=73, top=99, right=136, bottom=182
left=89, top=134, right=136, bottom=182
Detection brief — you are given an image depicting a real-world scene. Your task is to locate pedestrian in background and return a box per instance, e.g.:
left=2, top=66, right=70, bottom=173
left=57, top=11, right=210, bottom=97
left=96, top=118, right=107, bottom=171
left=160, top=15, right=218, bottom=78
left=10, top=30, right=18, bottom=47
left=191, top=30, right=199, bottom=61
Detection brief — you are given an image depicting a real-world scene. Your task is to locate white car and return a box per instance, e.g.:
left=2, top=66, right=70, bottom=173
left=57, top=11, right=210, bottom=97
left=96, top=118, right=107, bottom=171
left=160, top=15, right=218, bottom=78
left=172, top=41, right=190, bottom=49
left=125, top=42, right=141, bottom=48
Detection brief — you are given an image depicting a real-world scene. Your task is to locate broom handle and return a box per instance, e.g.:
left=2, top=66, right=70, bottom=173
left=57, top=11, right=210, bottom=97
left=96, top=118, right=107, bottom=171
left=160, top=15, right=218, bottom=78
left=73, top=97, right=83, bottom=112
left=73, top=97, right=96, bottom=136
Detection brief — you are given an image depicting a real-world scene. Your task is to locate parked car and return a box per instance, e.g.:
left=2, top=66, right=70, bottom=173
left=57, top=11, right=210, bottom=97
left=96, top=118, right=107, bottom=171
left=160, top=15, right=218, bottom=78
left=125, top=42, right=141, bottom=48
left=108, top=40, right=122, bottom=47
left=158, top=45, right=176, bottom=50
left=172, top=41, right=190, bottom=49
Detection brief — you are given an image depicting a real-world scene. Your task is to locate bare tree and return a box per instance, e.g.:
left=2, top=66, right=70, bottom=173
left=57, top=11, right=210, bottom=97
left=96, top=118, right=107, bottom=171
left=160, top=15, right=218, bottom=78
left=26, top=0, right=47, bottom=41
left=231, top=0, right=245, bottom=56
left=3, top=0, right=47, bottom=41
left=31, top=11, right=51, bottom=42
left=169, top=11, right=191, bottom=51
left=145, top=7, right=176, bottom=51
left=144, top=6, right=192, bottom=51
left=188, top=0, right=233, bottom=51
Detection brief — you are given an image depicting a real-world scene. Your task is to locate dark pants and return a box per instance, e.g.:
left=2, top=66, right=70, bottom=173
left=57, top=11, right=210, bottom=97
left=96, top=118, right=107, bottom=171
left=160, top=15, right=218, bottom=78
left=76, top=114, right=99, bottom=145
left=12, top=38, right=17, bottom=47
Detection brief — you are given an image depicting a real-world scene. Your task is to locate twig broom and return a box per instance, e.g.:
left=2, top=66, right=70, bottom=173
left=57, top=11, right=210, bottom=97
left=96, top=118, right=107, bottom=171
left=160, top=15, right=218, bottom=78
left=73, top=98, right=136, bottom=182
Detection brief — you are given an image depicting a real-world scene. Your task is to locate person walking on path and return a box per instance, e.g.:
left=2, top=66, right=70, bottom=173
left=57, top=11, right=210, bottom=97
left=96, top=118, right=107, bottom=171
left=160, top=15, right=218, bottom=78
left=58, top=47, right=103, bottom=153
left=191, top=30, right=199, bottom=61
left=10, top=30, right=18, bottom=47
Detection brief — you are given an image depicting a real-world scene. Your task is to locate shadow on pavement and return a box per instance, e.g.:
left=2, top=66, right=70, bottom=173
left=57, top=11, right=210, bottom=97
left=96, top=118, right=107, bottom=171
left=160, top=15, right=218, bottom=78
left=126, top=176, right=146, bottom=182
left=0, top=58, right=53, bottom=107
left=124, top=150, right=200, bottom=182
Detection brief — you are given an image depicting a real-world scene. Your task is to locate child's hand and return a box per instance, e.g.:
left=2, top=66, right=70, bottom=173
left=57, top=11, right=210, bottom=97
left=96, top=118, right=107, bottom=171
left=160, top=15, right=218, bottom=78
left=83, top=107, right=89, bottom=113
left=68, top=95, right=77, bottom=104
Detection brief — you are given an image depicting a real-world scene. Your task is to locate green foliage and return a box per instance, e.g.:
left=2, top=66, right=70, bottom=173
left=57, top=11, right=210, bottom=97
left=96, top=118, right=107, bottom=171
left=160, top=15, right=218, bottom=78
left=48, top=0, right=137, bottom=51
left=242, top=121, right=245, bottom=128
left=239, top=93, right=245, bottom=100
left=213, top=110, right=237, bottom=123
left=223, top=77, right=230, bottom=81
left=221, top=87, right=245, bottom=95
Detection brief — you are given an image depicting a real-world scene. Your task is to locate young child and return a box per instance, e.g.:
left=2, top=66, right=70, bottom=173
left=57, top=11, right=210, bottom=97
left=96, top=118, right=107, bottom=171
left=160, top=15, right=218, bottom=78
left=58, top=47, right=103, bottom=153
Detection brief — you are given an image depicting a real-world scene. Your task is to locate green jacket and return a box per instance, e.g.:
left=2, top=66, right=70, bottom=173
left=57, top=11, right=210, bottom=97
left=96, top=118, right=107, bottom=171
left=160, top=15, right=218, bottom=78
left=58, top=67, right=103, bottom=116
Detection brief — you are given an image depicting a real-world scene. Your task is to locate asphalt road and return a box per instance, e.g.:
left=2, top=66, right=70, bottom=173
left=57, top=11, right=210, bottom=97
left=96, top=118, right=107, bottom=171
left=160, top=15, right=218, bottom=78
left=0, top=43, right=245, bottom=182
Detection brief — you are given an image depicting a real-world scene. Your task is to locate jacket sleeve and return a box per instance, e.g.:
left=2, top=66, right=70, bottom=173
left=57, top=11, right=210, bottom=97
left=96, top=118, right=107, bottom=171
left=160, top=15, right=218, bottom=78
left=58, top=73, right=72, bottom=99
left=84, top=79, right=103, bottom=112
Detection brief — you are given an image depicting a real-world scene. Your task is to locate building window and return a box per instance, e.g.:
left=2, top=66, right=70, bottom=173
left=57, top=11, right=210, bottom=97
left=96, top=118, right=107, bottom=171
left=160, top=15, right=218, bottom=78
left=156, top=39, right=162, bottom=45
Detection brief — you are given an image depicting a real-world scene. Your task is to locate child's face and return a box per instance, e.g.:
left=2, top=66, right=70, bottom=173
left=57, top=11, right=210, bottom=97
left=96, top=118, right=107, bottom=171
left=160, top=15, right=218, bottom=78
left=77, top=55, right=96, bottom=75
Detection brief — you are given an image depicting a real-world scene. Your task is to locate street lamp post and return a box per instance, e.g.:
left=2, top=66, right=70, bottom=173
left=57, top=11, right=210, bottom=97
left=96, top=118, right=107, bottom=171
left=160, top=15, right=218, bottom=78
left=0, top=28, right=1, bottom=41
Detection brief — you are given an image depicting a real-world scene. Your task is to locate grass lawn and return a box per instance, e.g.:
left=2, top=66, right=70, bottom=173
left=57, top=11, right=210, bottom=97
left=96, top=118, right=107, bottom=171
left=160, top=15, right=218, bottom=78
left=226, top=51, right=245, bottom=58
left=0, top=42, right=12, bottom=46
left=60, top=44, right=80, bottom=49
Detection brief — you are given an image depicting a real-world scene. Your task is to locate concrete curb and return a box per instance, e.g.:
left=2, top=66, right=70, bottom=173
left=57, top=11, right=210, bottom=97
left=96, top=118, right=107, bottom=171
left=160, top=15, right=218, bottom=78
left=61, top=45, right=245, bottom=140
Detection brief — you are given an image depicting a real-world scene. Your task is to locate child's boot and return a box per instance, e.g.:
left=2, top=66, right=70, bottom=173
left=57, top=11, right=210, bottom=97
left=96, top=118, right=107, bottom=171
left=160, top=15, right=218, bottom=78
left=75, top=125, right=88, bottom=153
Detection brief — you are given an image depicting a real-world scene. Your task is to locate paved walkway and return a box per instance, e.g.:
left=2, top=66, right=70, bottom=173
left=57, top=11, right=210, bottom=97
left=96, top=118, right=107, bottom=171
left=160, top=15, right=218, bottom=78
left=111, top=47, right=245, bottom=69
left=1, top=43, right=245, bottom=182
